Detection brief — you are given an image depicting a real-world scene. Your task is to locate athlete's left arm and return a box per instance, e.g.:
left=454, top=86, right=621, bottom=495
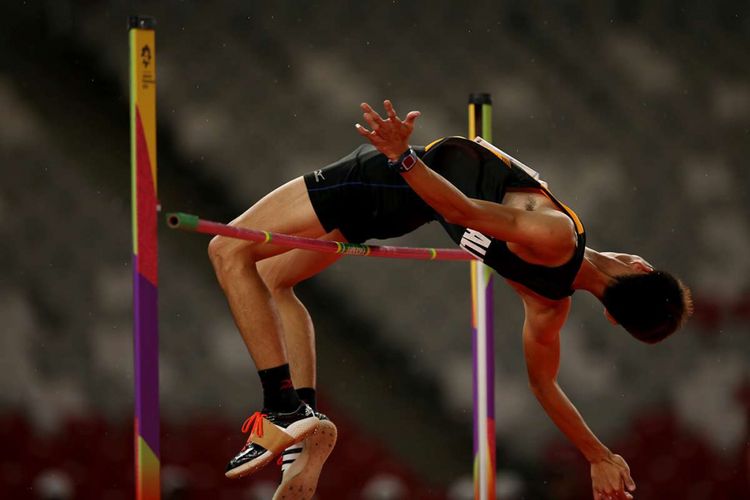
left=522, top=296, right=636, bottom=500
left=355, top=101, right=572, bottom=252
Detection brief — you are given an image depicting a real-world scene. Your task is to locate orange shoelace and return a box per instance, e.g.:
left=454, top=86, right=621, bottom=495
left=241, top=412, right=267, bottom=444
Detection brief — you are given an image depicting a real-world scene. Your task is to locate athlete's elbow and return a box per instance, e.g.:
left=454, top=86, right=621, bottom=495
left=527, top=377, right=542, bottom=394
left=442, top=208, right=467, bottom=225
left=528, top=376, right=556, bottom=396
left=442, top=201, right=478, bottom=226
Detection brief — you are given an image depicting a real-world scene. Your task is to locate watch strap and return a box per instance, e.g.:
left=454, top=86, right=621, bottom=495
left=387, top=147, right=419, bottom=172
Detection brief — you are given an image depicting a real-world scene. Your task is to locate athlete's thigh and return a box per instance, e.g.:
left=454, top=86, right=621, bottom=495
left=258, top=230, right=347, bottom=289
left=218, top=176, right=326, bottom=262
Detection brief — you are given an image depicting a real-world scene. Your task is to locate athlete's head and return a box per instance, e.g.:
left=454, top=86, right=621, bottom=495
left=601, top=257, right=692, bottom=343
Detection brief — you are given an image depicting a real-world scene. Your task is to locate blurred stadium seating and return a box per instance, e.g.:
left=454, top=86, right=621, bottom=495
left=1, top=1, right=748, bottom=498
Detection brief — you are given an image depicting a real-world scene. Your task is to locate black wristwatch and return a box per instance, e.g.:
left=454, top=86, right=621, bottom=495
left=387, top=147, right=419, bottom=173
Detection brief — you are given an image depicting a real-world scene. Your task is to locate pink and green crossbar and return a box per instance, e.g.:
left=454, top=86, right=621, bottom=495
left=130, top=16, right=160, bottom=500
left=166, top=213, right=477, bottom=262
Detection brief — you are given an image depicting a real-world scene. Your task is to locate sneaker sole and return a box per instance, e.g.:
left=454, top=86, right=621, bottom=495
left=225, top=416, right=319, bottom=480
left=272, top=419, right=338, bottom=500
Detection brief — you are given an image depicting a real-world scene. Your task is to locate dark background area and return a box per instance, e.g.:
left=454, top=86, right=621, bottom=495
left=1, top=1, right=748, bottom=499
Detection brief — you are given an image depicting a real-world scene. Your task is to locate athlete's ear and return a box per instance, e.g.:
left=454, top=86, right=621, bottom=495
left=629, top=255, right=654, bottom=273
left=632, top=261, right=654, bottom=273
left=604, top=309, right=618, bottom=325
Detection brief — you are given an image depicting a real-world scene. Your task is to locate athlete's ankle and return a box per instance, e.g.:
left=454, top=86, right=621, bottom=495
left=258, top=364, right=301, bottom=412
left=295, top=387, right=317, bottom=412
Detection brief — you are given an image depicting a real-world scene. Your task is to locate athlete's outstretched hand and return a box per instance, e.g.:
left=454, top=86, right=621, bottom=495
left=355, top=100, right=421, bottom=161
left=591, top=453, right=636, bottom=500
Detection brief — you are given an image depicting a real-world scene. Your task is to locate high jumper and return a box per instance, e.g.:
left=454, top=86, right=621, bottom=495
left=204, top=100, right=692, bottom=500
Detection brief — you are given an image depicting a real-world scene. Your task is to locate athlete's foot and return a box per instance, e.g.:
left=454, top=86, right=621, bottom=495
left=272, top=412, right=338, bottom=500
left=225, top=404, right=318, bottom=480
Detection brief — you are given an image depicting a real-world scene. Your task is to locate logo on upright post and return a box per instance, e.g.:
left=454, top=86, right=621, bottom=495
left=139, top=44, right=155, bottom=90
left=141, top=45, right=152, bottom=68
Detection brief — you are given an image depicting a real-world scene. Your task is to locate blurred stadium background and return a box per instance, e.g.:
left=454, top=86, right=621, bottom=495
left=1, top=1, right=749, bottom=499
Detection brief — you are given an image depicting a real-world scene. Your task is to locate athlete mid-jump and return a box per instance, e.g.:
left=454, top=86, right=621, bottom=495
left=207, top=100, right=692, bottom=500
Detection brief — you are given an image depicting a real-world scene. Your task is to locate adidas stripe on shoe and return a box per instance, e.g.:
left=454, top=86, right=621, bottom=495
left=272, top=413, right=337, bottom=500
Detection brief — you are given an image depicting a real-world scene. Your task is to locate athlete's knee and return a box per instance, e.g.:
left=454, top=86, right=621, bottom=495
left=207, top=235, right=231, bottom=273
left=208, top=235, right=259, bottom=276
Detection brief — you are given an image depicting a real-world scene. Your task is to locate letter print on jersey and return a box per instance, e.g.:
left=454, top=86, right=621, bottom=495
left=460, top=228, right=491, bottom=259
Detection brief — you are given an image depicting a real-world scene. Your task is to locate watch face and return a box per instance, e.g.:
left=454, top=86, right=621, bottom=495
left=402, top=153, right=417, bottom=170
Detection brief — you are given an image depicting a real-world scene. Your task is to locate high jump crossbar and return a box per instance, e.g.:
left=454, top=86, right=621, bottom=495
left=166, top=212, right=476, bottom=262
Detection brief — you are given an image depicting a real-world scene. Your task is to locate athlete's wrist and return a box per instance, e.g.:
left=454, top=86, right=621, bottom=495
left=387, top=147, right=418, bottom=173
left=385, top=143, right=411, bottom=162
left=585, top=446, right=613, bottom=464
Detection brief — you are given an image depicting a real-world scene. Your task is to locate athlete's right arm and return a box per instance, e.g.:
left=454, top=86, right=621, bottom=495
left=522, top=297, right=636, bottom=500
left=397, top=160, right=574, bottom=253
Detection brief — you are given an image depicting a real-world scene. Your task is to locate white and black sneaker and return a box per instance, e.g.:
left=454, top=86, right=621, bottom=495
left=272, top=412, right=338, bottom=500
left=225, top=404, right=318, bottom=480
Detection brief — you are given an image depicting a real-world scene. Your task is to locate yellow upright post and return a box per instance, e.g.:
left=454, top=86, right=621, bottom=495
left=129, top=15, right=160, bottom=500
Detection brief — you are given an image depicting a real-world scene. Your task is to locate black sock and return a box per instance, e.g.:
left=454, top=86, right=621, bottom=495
left=296, top=387, right=317, bottom=412
left=258, top=364, right=301, bottom=412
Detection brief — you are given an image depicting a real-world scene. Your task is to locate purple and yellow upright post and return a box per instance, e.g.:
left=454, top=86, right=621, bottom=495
left=129, top=15, right=160, bottom=500
left=468, top=93, right=495, bottom=500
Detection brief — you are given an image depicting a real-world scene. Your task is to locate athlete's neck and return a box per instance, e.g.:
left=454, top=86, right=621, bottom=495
left=572, top=248, right=619, bottom=298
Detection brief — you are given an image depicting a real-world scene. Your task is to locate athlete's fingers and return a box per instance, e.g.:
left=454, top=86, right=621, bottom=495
left=593, top=488, right=608, bottom=500
left=383, top=99, right=399, bottom=122
left=355, top=123, right=373, bottom=138
left=616, top=484, right=632, bottom=500
left=602, top=485, right=615, bottom=498
left=363, top=112, right=381, bottom=131
left=613, top=458, right=635, bottom=493
left=404, top=110, right=421, bottom=128
left=622, top=471, right=636, bottom=492
left=360, top=102, right=385, bottom=125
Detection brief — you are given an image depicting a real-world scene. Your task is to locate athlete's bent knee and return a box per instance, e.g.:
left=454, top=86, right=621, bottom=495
left=207, top=235, right=225, bottom=267
left=208, top=235, right=259, bottom=276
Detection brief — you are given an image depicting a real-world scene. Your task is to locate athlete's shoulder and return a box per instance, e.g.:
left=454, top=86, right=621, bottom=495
left=517, top=285, right=572, bottom=335
left=423, top=136, right=471, bottom=152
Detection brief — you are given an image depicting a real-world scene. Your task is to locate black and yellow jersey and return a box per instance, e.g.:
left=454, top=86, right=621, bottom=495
left=422, top=137, right=586, bottom=300
left=303, top=136, right=586, bottom=300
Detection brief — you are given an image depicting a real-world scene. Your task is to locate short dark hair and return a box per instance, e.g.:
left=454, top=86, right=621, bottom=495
left=602, top=271, right=693, bottom=343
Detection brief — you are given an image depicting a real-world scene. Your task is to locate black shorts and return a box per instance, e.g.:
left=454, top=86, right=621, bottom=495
left=304, top=144, right=435, bottom=243
left=304, top=138, right=522, bottom=243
